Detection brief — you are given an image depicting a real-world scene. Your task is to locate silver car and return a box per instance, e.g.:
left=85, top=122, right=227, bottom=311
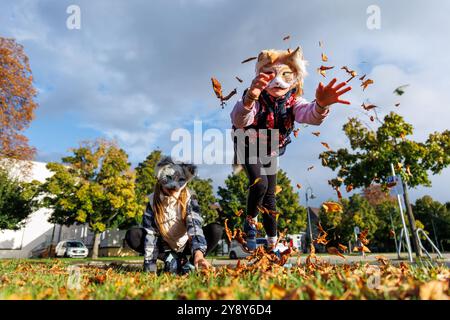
left=55, top=240, right=89, bottom=258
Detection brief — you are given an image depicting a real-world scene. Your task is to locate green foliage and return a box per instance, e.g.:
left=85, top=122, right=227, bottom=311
left=372, top=201, right=402, bottom=251
left=188, top=177, right=218, bottom=224
left=0, top=166, right=39, bottom=230
left=40, top=140, right=144, bottom=233
left=320, top=112, right=450, bottom=189
left=135, top=150, right=162, bottom=201
left=217, top=169, right=306, bottom=234
left=413, top=195, right=450, bottom=249
left=319, top=194, right=379, bottom=243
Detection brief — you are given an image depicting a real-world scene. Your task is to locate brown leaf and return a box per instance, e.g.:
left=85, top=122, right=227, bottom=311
left=211, top=77, right=223, bottom=99
left=419, top=281, right=449, bottom=300
left=293, top=128, right=300, bottom=138
left=322, top=202, right=343, bottom=213
left=327, top=246, right=345, bottom=259
left=249, top=177, right=262, bottom=188
left=307, top=165, right=315, bottom=171
left=296, top=183, right=302, bottom=189
left=224, top=219, right=233, bottom=242
left=361, top=103, right=377, bottom=111
left=361, top=79, right=374, bottom=91
left=241, top=56, right=257, bottom=64
left=312, top=131, right=320, bottom=137
left=221, top=88, right=237, bottom=101
left=235, top=76, right=243, bottom=83
left=283, top=35, right=290, bottom=41
left=345, top=184, right=353, bottom=192
left=321, top=142, right=333, bottom=151
left=317, top=65, right=334, bottom=77
left=321, top=53, right=328, bottom=62
left=235, top=209, right=243, bottom=217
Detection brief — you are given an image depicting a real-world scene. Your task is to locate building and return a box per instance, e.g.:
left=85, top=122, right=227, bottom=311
left=0, top=161, right=135, bottom=258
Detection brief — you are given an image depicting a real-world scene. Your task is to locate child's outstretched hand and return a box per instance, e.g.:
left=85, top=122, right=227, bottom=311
left=243, top=72, right=276, bottom=107
left=315, top=78, right=352, bottom=108
left=194, top=250, right=211, bottom=270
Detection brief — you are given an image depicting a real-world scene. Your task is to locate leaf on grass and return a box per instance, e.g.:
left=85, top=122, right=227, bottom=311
left=322, top=201, right=343, bottom=213
left=361, top=79, right=374, bottom=91
left=241, top=56, right=257, bottom=64
left=312, top=131, right=320, bottom=137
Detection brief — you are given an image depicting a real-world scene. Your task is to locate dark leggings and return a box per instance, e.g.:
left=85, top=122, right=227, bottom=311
left=243, top=159, right=278, bottom=238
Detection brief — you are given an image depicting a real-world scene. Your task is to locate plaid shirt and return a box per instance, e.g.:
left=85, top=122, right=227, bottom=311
left=142, top=190, right=207, bottom=266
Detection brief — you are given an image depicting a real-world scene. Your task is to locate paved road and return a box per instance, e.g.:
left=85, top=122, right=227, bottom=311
left=79, top=253, right=450, bottom=269
left=211, top=252, right=450, bottom=267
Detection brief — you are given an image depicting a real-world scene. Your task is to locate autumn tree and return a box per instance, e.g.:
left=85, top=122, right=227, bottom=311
left=217, top=169, right=306, bottom=235
left=413, top=195, right=450, bottom=251
left=0, top=37, right=38, bottom=161
left=40, top=140, right=144, bottom=258
left=320, top=112, right=450, bottom=256
left=135, top=149, right=162, bottom=201
left=0, top=166, right=39, bottom=230
left=319, top=194, right=379, bottom=247
left=188, top=177, right=219, bottom=224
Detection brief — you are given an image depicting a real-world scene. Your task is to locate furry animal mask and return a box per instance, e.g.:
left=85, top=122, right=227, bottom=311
left=155, top=156, right=197, bottom=191
left=255, top=47, right=308, bottom=96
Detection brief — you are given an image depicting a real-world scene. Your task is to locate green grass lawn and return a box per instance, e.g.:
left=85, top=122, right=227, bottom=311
left=0, top=257, right=448, bottom=300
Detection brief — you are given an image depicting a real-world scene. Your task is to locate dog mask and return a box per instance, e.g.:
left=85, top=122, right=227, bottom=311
left=155, top=156, right=197, bottom=192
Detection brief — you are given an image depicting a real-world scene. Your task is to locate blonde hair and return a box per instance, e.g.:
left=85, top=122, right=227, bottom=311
left=255, top=47, right=308, bottom=96
left=152, top=182, right=189, bottom=239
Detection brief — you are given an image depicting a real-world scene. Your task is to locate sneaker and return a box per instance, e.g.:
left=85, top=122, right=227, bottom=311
left=143, top=261, right=157, bottom=273
left=163, top=252, right=179, bottom=274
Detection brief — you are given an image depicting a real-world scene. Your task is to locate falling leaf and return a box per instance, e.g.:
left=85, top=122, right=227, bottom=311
left=345, top=184, right=354, bottom=193
left=256, top=222, right=263, bottom=230
left=293, top=128, right=300, bottom=138
left=319, top=40, right=324, bottom=47
left=221, top=88, right=237, bottom=102
left=341, top=66, right=357, bottom=82
left=338, top=243, right=348, bottom=251
left=283, top=35, right=290, bottom=41
left=235, top=209, right=243, bottom=217
left=336, top=187, right=342, bottom=200
left=275, top=185, right=282, bottom=195
left=235, top=76, right=243, bottom=83
left=321, top=142, right=333, bottom=151
left=312, top=131, right=320, bottom=137
left=322, top=201, right=343, bottom=213
left=393, top=84, right=409, bottom=96
left=406, top=165, right=412, bottom=176
left=307, top=166, right=315, bottom=171
left=359, top=74, right=366, bottom=81
left=358, top=229, right=370, bottom=245
left=395, top=103, right=401, bottom=107
left=361, top=79, right=374, bottom=91
left=224, top=219, right=233, bottom=242
left=375, top=255, right=389, bottom=266
left=321, top=53, right=328, bottom=62
left=389, top=229, right=396, bottom=238
left=211, top=77, right=223, bottom=99
left=241, top=56, right=257, bottom=64
left=361, top=103, right=377, bottom=111
left=370, top=115, right=374, bottom=122
left=327, top=246, right=345, bottom=259
left=317, top=65, right=334, bottom=77
left=249, top=177, right=262, bottom=188
left=296, top=183, right=302, bottom=189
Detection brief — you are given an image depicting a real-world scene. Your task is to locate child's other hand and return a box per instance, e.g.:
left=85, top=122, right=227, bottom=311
left=248, top=72, right=276, bottom=99
left=315, top=78, right=352, bottom=108
left=193, top=250, right=211, bottom=270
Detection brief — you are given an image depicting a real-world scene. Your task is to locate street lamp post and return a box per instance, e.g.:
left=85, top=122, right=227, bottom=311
left=305, top=187, right=316, bottom=251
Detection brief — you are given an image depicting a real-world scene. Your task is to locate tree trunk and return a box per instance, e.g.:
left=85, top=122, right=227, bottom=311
left=92, top=232, right=101, bottom=259
left=402, top=180, right=422, bottom=257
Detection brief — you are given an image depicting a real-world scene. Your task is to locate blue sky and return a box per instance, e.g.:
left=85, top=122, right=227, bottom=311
left=2, top=0, right=450, bottom=206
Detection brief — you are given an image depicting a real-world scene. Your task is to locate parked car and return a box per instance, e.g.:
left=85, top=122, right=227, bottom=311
left=55, top=240, right=89, bottom=258
left=229, top=238, right=289, bottom=259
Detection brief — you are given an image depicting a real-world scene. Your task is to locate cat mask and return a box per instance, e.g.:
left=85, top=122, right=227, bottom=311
left=155, top=156, right=197, bottom=191
left=255, top=46, right=308, bottom=95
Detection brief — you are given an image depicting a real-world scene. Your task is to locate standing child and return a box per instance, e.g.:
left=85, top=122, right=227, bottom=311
left=230, top=47, right=352, bottom=251
left=126, top=156, right=223, bottom=273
